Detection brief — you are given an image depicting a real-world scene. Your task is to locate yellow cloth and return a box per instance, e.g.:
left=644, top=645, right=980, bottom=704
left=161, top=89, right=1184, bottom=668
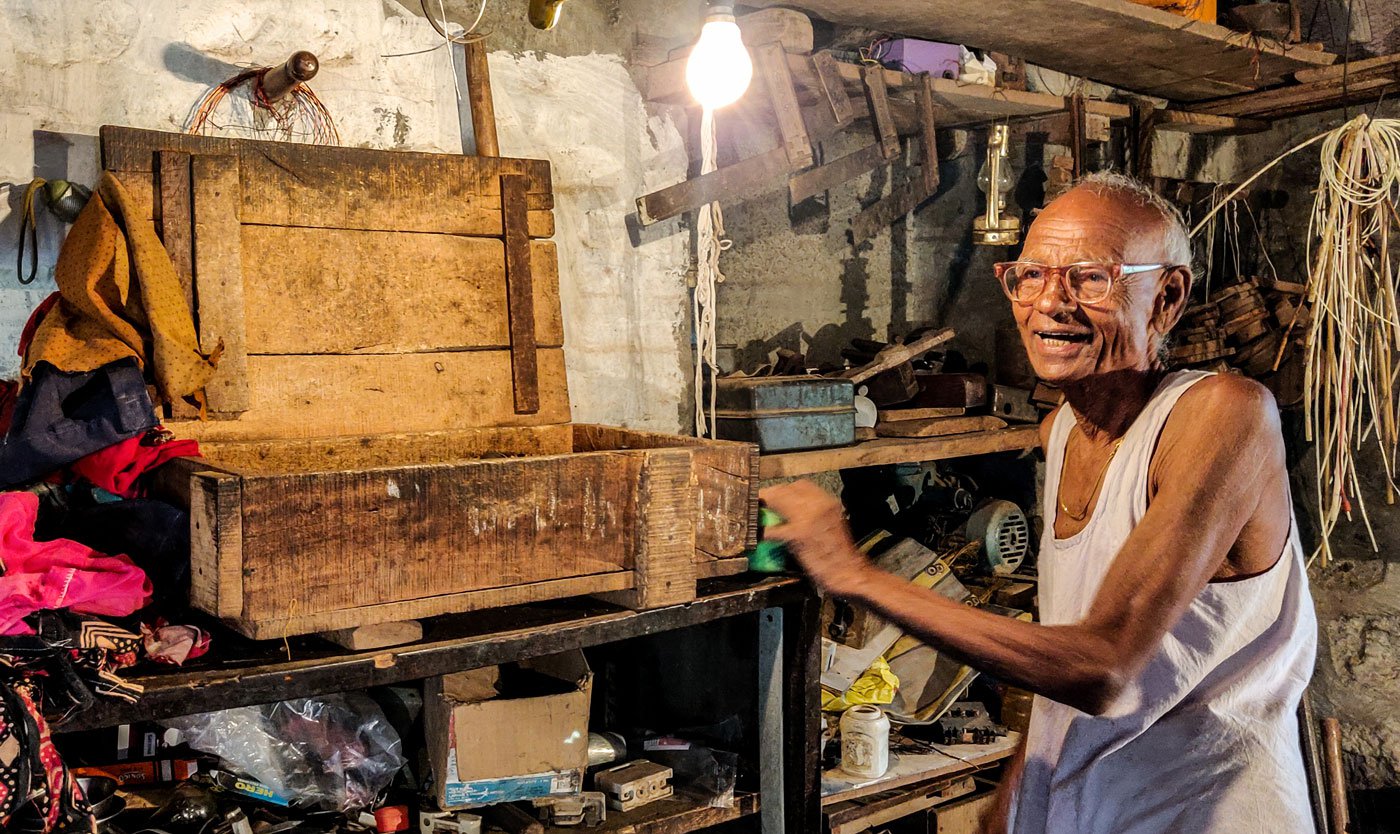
left=24, top=172, right=217, bottom=405
left=821, top=656, right=899, bottom=713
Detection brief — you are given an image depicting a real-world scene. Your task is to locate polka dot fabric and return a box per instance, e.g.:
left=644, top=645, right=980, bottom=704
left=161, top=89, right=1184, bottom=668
left=24, top=172, right=217, bottom=407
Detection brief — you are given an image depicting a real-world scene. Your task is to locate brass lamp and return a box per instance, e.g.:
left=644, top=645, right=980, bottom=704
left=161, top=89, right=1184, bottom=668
left=973, top=124, right=1021, bottom=246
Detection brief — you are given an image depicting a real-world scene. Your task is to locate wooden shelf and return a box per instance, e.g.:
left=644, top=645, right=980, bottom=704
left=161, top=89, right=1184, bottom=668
left=759, top=426, right=1039, bottom=478
left=1189, top=53, right=1400, bottom=121
left=821, top=732, right=1020, bottom=805
left=548, top=791, right=758, bottom=834
left=54, top=576, right=809, bottom=733
left=745, top=0, right=1334, bottom=102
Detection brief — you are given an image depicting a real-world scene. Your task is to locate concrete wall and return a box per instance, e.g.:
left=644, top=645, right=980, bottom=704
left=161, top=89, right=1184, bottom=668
left=0, top=0, right=695, bottom=431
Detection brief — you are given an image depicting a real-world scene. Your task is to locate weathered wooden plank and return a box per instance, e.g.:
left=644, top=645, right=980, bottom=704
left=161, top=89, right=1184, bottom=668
left=1190, top=74, right=1398, bottom=119
left=188, top=471, right=242, bottom=620
left=247, top=573, right=637, bottom=639
left=811, top=51, right=855, bottom=128
left=165, top=350, right=572, bottom=441
left=874, top=415, right=1006, bottom=438
left=758, top=42, right=815, bottom=170
left=239, top=228, right=564, bottom=354
left=156, top=151, right=201, bottom=421
left=156, top=151, right=194, bottom=313
left=759, top=427, right=1039, bottom=478
left=827, top=776, right=977, bottom=834
left=199, top=425, right=575, bottom=474
left=849, top=172, right=936, bottom=244
left=789, top=142, right=886, bottom=203
left=571, top=425, right=759, bottom=559
left=596, top=449, right=698, bottom=610
left=636, top=146, right=790, bottom=226
left=501, top=173, right=539, bottom=414
left=234, top=449, right=648, bottom=624
left=463, top=39, right=500, bottom=157
left=917, top=73, right=940, bottom=193
left=57, top=577, right=810, bottom=731
left=323, top=621, right=423, bottom=651
left=864, top=64, right=901, bottom=160
left=102, top=126, right=555, bottom=239
left=746, top=0, right=1334, bottom=101
left=192, top=154, right=249, bottom=415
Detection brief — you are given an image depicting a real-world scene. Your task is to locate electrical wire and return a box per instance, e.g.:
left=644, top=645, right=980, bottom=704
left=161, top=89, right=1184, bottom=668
left=422, top=0, right=488, bottom=43
left=186, top=66, right=340, bottom=144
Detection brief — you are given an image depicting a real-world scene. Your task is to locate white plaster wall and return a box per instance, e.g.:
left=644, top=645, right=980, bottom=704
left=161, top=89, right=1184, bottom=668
left=491, top=52, right=690, bottom=432
left=0, top=0, right=690, bottom=433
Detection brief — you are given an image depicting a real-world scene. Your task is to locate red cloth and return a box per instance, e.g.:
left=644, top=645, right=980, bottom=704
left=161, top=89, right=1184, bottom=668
left=17, top=292, right=60, bottom=362
left=68, top=431, right=200, bottom=498
left=0, top=492, right=151, bottom=636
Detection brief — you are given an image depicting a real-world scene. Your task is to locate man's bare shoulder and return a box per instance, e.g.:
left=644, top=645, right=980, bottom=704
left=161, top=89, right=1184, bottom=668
left=1161, top=372, right=1283, bottom=460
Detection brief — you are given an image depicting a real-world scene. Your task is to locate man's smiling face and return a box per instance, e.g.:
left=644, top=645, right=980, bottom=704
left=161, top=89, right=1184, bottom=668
left=1011, top=186, right=1189, bottom=385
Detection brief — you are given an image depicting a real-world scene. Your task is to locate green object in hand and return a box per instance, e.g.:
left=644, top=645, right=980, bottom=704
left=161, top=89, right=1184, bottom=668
left=749, top=507, right=788, bottom=573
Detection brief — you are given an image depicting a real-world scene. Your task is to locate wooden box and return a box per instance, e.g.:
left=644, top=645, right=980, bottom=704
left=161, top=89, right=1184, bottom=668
left=102, top=127, right=757, bottom=639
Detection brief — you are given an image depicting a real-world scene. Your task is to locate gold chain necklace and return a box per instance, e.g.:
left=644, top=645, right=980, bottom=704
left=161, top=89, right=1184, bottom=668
left=1059, top=430, right=1125, bottom=522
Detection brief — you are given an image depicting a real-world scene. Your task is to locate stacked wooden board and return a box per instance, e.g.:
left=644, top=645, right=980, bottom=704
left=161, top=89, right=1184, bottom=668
left=1168, top=277, right=1310, bottom=406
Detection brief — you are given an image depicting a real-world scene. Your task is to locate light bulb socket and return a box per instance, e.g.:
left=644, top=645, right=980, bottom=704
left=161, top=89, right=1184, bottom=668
left=705, top=4, right=736, bottom=22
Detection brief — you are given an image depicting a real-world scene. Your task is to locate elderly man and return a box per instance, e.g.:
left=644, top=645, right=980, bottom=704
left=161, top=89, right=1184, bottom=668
left=761, top=173, right=1316, bottom=834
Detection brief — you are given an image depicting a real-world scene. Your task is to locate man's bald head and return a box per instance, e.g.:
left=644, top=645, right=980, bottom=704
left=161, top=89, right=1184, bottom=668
left=1050, top=173, right=1193, bottom=268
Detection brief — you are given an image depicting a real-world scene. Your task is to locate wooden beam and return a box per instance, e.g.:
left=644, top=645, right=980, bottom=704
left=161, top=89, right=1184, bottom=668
left=757, top=42, right=815, bottom=170
left=191, top=154, right=249, bottom=415
left=864, top=64, right=901, bottom=160
left=637, top=146, right=790, bottom=226
left=742, top=0, right=1334, bottom=101
left=463, top=39, right=499, bottom=156
left=789, top=142, right=886, bottom=203
left=916, top=73, right=940, bottom=193
left=1189, top=55, right=1400, bottom=119
left=759, top=427, right=1039, bottom=478
left=849, top=173, right=935, bottom=244
left=501, top=174, right=539, bottom=414
left=811, top=50, right=855, bottom=128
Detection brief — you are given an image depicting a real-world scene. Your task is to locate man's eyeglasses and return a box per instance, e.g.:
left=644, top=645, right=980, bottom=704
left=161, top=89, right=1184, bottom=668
left=993, top=262, right=1171, bottom=306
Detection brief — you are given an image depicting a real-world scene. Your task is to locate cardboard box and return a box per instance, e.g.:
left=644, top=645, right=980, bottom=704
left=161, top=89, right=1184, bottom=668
left=427, top=651, right=592, bottom=810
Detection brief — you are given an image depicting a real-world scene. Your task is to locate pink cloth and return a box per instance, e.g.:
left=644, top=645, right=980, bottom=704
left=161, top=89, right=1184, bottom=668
left=68, top=431, right=201, bottom=498
left=0, top=492, right=152, bottom=636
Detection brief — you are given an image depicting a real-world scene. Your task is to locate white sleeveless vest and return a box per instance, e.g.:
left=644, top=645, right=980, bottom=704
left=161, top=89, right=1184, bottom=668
left=1011, top=370, right=1317, bottom=834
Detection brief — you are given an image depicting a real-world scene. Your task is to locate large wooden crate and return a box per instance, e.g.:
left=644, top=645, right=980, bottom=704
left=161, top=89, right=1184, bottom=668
left=102, top=127, right=757, bottom=639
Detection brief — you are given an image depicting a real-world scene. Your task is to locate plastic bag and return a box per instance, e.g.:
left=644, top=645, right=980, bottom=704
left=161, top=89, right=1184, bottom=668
left=163, top=692, right=406, bottom=812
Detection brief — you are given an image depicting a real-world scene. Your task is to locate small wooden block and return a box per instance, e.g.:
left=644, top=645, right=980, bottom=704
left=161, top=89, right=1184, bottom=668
left=323, top=620, right=423, bottom=650
left=879, top=407, right=966, bottom=422
left=875, top=415, right=1006, bottom=438
left=855, top=426, right=877, bottom=441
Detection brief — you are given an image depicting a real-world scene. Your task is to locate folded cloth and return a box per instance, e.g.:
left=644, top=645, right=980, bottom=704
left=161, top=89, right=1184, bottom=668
left=0, top=492, right=151, bottom=636
left=142, top=621, right=210, bottom=666
left=68, top=429, right=200, bottom=498
left=23, top=172, right=217, bottom=406
left=47, top=498, right=189, bottom=607
left=0, top=359, right=157, bottom=489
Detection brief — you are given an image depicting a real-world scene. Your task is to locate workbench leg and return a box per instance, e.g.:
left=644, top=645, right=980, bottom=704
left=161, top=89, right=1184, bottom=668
left=780, top=593, right=823, bottom=834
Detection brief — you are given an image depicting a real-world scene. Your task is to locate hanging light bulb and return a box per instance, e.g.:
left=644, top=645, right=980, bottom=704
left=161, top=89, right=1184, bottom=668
left=685, top=5, right=753, bottom=110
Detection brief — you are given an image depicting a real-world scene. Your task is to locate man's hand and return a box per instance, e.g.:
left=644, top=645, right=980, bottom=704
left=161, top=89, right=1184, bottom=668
left=758, top=480, right=874, bottom=597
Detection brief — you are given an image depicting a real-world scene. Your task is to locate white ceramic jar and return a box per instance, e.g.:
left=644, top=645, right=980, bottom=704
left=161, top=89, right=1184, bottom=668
left=840, top=704, right=890, bottom=779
